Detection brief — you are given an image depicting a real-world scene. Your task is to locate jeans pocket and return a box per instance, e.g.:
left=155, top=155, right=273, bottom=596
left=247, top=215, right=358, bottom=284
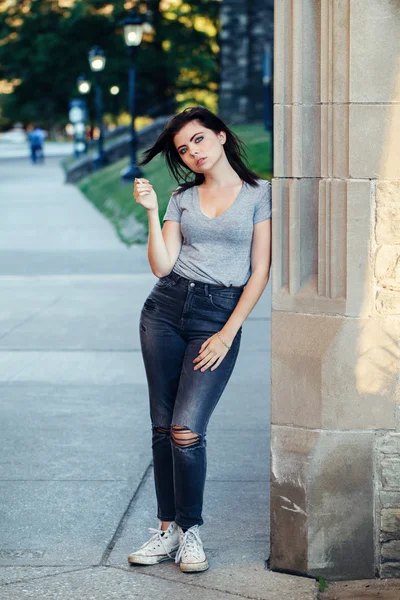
left=208, top=292, right=240, bottom=312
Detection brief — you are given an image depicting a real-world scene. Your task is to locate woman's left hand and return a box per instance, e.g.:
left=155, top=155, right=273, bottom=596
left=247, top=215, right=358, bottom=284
left=193, top=332, right=233, bottom=372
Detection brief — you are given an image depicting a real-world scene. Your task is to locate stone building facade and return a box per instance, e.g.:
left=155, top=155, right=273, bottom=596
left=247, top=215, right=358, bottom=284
left=219, top=0, right=274, bottom=123
left=270, top=0, right=400, bottom=581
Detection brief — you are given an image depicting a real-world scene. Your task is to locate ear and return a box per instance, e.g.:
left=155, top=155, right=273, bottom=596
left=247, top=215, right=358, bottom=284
left=219, top=131, right=226, bottom=145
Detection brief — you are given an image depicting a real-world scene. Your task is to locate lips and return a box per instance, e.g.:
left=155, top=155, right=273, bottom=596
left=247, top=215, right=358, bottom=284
left=196, top=157, right=207, bottom=166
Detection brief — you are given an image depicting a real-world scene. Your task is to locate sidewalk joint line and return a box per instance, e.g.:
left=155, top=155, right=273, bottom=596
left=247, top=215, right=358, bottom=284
left=247, top=317, right=271, bottom=321
left=99, top=461, right=153, bottom=566
left=107, top=564, right=270, bottom=600
left=0, top=295, right=63, bottom=343
left=0, top=566, right=95, bottom=587
left=0, top=479, right=128, bottom=482
left=0, top=349, right=140, bottom=352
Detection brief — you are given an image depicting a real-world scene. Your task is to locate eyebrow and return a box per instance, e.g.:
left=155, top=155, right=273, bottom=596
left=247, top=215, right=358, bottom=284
left=177, top=132, right=204, bottom=151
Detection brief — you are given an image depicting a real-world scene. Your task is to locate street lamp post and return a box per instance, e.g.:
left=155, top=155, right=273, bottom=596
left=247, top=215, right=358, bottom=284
left=76, top=74, right=92, bottom=153
left=120, top=12, right=145, bottom=181
left=77, top=74, right=91, bottom=96
left=110, top=86, right=120, bottom=126
left=88, top=46, right=108, bottom=169
left=69, top=98, right=87, bottom=158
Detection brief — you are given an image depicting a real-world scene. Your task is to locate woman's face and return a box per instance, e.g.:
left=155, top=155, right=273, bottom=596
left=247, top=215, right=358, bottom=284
left=173, top=120, right=226, bottom=174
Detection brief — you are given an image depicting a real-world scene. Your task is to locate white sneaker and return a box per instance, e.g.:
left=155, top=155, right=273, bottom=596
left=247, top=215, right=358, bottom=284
left=128, top=521, right=179, bottom=565
left=175, top=525, right=209, bottom=572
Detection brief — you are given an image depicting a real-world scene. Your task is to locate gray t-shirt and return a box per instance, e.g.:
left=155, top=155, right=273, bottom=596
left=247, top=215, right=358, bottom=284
left=162, top=178, right=272, bottom=287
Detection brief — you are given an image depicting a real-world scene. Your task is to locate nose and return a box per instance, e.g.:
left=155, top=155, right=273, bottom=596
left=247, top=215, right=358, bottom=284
left=189, top=146, right=198, bottom=158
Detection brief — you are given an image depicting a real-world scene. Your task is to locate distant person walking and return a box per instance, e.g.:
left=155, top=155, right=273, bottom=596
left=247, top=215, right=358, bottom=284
left=28, top=126, right=46, bottom=164
left=127, top=106, right=272, bottom=573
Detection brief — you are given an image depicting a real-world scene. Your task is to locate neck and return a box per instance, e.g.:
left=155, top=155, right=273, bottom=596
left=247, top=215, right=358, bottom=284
left=202, top=155, right=242, bottom=188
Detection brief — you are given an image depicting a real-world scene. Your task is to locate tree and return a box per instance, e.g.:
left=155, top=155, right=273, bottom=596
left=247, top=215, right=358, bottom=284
left=0, top=0, right=220, bottom=129
left=143, top=0, right=220, bottom=112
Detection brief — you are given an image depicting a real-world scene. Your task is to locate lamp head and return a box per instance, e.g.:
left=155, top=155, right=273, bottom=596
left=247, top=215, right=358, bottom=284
left=122, top=12, right=145, bottom=47
left=88, top=46, right=106, bottom=72
left=77, top=74, right=91, bottom=94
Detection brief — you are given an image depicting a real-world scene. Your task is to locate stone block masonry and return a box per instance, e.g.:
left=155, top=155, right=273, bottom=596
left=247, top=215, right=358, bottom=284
left=376, top=434, right=400, bottom=578
left=270, top=0, right=400, bottom=581
left=375, top=182, right=400, bottom=316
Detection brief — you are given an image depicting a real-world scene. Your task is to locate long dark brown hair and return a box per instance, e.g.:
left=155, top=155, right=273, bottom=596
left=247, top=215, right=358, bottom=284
left=139, top=106, right=261, bottom=194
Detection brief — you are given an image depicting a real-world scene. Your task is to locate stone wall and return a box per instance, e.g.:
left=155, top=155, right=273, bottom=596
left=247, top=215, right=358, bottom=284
left=219, top=0, right=273, bottom=123
left=375, top=182, right=400, bottom=316
left=376, top=434, right=400, bottom=578
left=270, top=0, right=400, bottom=581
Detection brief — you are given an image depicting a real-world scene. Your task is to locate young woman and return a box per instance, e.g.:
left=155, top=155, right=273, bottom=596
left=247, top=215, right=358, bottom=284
left=127, top=106, right=272, bottom=573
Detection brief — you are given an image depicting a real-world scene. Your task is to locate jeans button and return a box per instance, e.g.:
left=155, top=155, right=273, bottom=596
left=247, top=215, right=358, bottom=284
left=190, top=282, right=195, bottom=287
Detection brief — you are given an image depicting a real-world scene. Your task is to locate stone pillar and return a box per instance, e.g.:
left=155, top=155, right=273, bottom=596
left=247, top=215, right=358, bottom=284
left=270, top=0, right=400, bottom=581
left=219, top=0, right=273, bottom=123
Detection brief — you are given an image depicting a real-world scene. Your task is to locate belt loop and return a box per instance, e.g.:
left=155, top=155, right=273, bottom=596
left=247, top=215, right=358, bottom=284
left=204, top=283, right=209, bottom=297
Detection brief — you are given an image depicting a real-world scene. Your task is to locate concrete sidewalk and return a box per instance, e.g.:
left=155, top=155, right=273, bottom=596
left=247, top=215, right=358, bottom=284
left=0, top=141, right=73, bottom=161
left=0, top=158, right=318, bottom=599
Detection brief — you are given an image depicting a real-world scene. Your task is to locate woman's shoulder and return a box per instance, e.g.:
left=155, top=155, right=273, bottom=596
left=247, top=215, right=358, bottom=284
left=171, top=185, right=194, bottom=199
left=253, top=177, right=271, bottom=189
left=244, top=177, right=271, bottom=197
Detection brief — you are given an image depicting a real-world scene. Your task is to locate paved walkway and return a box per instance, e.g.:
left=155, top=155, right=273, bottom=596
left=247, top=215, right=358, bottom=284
left=0, top=140, right=72, bottom=160
left=0, top=158, right=318, bottom=599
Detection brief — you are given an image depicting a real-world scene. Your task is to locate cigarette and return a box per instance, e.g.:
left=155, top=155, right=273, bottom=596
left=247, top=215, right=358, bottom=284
left=135, top=178, right=142, bottom=184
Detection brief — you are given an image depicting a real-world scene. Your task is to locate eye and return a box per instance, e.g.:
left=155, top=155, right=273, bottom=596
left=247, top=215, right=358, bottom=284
left=179, top=136, right=204, bottom=155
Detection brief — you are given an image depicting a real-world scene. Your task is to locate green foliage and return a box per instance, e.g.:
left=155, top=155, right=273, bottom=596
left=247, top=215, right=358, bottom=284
left=0, top=0, right=126, bottom=127
left=234, top=125, right=273, bottom=177
left=78, top=124, right=272, bottom=246
left=79, top=151, right=177, bottom=245
left=318, top=576, right=329, bottom=592
left=0, top=0, right=220, bottom=128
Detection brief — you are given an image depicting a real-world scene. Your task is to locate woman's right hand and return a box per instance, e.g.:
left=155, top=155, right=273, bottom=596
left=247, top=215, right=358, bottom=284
left=133, top=178, right=158, bottom=212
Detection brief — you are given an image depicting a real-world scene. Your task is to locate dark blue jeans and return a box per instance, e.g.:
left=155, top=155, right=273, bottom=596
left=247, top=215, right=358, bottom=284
left=30, top=144, right=44, bottom=164
left=139, top=269, right=244, bottom=529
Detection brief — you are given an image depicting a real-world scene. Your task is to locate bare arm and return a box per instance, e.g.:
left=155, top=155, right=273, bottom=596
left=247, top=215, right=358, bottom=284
left=134, top=179, right=182, bottom=278
left=147, top=210, right=182, bottom=278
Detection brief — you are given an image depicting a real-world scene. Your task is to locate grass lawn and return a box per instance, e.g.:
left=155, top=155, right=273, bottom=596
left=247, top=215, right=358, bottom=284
left=78, top=123, right=272, bottom=246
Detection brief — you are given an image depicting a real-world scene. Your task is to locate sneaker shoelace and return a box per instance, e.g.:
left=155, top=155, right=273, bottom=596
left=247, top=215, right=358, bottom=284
left=141, top=526, right=176, bottom=559
left=175, top=526, right=203, bottom=564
